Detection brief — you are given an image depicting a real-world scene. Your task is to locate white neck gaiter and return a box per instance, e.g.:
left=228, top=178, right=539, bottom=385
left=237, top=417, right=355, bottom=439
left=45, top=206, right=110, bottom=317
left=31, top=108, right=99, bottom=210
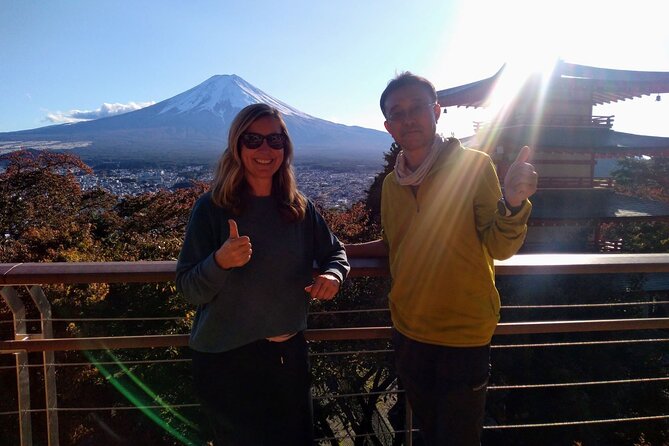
left=394, top=135, right=445, bottom=186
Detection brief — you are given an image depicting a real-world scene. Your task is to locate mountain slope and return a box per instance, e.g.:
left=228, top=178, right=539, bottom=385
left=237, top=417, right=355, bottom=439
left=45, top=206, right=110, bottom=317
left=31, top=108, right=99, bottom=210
left=0, top=75, right=392, bottom=166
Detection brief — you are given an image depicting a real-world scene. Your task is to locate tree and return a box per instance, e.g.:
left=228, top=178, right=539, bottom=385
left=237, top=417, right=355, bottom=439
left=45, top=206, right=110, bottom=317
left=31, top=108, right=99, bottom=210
left=0, top=150, right=97, bottom=262
left=0, top=151, right=206, bottom=445
left=600, top=157, right=669, bottom=253
left=611, top=157, right=669, bottom=202
left=365, top=142, right=401, bottom=225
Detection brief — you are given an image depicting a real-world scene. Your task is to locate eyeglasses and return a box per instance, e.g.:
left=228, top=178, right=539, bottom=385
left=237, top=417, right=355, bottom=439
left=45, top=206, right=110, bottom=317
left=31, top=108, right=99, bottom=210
left=240, top=132, right=287, bottom=150
left=386, top=102, right=437, bottom=123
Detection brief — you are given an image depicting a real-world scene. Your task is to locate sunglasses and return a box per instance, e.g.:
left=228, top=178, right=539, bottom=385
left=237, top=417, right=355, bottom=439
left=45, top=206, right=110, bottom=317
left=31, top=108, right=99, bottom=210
left=240, top=132, right=287, bottom=150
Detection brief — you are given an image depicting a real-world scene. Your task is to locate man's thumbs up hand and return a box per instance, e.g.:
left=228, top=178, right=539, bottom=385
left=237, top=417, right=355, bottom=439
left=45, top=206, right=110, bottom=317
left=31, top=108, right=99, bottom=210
left=503, top=146, right=538, bottom=208
left=214, top=219, right=252, bottom=269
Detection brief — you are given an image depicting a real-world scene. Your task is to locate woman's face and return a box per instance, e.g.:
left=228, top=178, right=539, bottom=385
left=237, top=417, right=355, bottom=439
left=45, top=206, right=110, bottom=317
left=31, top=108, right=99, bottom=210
left=240, top=115, right=285, bottom=195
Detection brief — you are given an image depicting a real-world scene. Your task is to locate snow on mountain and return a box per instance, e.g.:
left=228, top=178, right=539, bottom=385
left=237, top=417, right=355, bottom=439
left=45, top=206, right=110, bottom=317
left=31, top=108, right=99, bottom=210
left=158, top=75, right=311, bottom=119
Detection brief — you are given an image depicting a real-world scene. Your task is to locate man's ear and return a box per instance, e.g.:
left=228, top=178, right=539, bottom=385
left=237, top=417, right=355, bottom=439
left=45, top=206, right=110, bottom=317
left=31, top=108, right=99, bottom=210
left=433, top=103, right=442, bottom=122
left=384, top=120, right=392, bottom=133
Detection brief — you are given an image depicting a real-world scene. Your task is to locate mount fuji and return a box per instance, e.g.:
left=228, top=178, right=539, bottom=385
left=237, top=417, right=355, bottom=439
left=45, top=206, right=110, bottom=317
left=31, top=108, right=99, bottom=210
left=0, top=75, right=392, bottom=167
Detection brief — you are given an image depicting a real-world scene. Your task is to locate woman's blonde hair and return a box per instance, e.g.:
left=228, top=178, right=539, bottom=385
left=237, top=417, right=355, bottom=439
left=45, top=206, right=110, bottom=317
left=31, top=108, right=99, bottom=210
left=210, top=103, right=306, bottom=221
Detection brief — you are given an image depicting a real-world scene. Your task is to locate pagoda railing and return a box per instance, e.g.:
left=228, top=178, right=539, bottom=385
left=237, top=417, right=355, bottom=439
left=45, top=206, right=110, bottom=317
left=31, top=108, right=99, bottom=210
left=474, top=114, right=615, bottom=132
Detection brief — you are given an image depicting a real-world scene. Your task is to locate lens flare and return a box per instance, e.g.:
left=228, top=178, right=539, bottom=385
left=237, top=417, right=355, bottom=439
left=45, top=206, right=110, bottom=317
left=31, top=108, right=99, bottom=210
left=84, top=350, right=199, bottom=445
left=473, top=58, right=559, bottom=157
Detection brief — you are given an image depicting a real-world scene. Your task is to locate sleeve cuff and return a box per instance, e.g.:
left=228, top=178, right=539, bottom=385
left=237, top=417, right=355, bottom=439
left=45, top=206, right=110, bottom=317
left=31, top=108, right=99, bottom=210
left=200, top=252, right=231, bottom=283
left=322, top=269, right=345, bottom=284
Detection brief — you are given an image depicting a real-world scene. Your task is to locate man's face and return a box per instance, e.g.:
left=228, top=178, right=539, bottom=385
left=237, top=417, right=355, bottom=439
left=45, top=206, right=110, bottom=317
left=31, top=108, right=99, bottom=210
left=383, top=84, right=441, bottom=153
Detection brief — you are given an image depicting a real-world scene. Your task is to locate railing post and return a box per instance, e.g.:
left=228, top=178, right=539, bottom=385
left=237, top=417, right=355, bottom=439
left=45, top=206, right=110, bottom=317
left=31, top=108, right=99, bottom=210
left=405, top=394, right=413, bottom=446
left=0, top=286, right=33, bottom=446
left=29, top=285, right=59, bottom=446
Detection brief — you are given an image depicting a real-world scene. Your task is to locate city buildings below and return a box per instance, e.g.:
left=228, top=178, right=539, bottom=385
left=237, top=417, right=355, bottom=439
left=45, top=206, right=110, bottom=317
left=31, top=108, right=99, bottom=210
left=77, top=164, right=378, bottom=209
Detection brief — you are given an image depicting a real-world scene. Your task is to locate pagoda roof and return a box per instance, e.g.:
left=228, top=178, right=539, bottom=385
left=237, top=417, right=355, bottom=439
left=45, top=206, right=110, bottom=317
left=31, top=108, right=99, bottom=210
left=437, top=61, right=669, bottom=108
left=462, top=127, right=669, bottom=157
left=436, top=65, right=506, bottom=108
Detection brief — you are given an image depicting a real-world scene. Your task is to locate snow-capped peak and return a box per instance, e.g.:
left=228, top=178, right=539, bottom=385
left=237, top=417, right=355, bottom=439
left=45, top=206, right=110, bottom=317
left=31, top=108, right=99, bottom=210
left=158, top=74, right=312, bottom=119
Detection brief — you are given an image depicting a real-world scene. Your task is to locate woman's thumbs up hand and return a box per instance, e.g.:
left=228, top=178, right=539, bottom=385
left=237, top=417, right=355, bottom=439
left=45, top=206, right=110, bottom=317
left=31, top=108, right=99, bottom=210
left=214, top=219, right=252, bottom=269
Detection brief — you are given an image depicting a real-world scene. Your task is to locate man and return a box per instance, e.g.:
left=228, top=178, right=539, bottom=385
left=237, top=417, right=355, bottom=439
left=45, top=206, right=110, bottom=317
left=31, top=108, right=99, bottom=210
left=346, top=72, right=537, bottom=445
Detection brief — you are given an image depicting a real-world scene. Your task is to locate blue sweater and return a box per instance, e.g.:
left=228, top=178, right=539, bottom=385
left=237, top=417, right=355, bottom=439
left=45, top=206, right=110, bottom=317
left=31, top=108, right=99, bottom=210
left=176, top=192, right=350, bottom=352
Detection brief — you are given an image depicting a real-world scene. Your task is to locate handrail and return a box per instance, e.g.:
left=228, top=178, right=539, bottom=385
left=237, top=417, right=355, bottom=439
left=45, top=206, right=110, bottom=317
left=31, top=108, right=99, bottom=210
left=2, top=318, right=669, bottom=353
left=2, top=253, right=668, bottom=285
left=2, top=253, right=668, bottom=354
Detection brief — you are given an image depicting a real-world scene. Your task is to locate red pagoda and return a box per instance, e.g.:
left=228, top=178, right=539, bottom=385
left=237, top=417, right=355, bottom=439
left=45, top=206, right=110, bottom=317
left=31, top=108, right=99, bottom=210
left=437, top=60, right=669, bottom=252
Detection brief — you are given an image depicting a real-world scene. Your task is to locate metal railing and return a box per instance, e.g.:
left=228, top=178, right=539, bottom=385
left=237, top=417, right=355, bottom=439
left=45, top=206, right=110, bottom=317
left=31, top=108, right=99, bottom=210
left=535, top=176, right=616, bottom=189
left=1, top=253, right=669, bottom=445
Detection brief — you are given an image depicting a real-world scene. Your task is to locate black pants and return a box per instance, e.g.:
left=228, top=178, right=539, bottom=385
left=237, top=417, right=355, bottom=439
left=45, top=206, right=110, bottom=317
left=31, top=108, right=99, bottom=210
left=192, top=332, right=313, bottom=446
left=393, top=329, right=490, bottom=446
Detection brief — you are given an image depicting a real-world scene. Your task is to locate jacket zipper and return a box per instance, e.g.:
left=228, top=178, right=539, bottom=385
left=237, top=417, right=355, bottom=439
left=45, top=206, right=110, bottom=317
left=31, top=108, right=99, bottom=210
left=411, top=185, right=420, bottom=213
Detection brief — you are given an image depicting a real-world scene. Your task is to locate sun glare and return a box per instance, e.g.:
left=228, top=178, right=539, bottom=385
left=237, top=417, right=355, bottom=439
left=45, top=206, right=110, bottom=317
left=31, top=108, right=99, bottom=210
left=430, top=0, right=638, bottom=139
left=484, top=58, right=558, bottom=122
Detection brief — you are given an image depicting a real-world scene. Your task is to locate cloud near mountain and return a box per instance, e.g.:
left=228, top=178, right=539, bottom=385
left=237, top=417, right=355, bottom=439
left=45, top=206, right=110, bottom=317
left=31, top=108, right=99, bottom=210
left=46, top=101, right=157, bottom=124
left=0, top=75, right=392, bottom=167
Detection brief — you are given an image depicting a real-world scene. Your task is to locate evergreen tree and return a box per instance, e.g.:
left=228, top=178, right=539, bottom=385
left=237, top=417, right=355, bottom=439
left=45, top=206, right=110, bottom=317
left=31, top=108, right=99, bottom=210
left=365, top=142, right=401, bottom=224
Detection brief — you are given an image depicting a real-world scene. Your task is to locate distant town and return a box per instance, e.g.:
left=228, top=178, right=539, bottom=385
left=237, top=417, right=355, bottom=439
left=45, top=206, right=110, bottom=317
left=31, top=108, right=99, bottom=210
left=77, top=164, right=380, bottom=209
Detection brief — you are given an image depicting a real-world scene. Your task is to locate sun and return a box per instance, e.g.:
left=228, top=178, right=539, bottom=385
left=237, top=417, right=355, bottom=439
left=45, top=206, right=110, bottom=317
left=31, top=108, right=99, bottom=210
left=484, top=57, right=558, bottom=124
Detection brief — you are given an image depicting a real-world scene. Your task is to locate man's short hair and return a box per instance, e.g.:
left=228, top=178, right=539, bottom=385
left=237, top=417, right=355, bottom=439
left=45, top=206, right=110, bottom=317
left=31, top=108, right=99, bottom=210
left=380, top=72, right=438, bottom=118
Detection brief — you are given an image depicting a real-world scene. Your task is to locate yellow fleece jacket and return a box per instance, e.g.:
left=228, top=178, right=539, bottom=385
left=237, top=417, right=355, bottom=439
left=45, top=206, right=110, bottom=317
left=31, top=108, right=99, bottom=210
left=381, top=138, right=531, bottom=347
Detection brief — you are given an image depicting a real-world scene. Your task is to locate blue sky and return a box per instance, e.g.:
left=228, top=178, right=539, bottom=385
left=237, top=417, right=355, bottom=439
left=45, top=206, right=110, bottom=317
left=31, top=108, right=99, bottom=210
left=2, top=0, right=668, bottom=138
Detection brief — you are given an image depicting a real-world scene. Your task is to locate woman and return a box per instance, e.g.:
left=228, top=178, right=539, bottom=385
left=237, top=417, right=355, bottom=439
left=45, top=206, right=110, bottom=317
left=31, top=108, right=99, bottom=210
left=176, top=103, right=350, bottom=445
